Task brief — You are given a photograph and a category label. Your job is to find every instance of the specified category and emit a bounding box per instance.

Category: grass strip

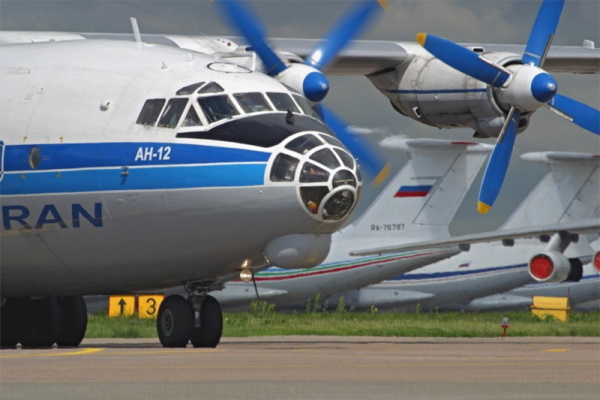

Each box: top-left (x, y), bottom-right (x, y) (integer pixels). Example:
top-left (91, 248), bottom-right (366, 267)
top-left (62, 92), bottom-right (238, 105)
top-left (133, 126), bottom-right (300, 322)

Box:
top-left (85, 302), bottom-right (600, 339)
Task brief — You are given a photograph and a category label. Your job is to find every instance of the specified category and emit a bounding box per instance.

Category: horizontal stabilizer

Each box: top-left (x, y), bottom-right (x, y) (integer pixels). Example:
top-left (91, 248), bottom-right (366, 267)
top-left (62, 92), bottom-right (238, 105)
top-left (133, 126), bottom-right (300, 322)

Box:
top-left (379, 137), bottom-right (492, 153)
top-left (350, 219), bottom-right (600, 256)
top-left (521, 152), bottom-right (600, 164)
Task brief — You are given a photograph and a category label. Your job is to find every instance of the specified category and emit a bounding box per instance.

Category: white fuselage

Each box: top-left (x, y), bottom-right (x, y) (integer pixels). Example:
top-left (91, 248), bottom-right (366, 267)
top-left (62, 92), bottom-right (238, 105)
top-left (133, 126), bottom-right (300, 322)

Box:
top-left (0, 40), bottom-right (361, 296)
top-left (330, 239), bottom-right (595, 312)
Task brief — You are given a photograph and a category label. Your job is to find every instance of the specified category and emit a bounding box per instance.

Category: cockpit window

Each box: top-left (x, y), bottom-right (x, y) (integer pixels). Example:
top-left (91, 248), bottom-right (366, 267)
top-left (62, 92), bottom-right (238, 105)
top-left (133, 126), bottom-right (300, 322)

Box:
top-left (332, 170), bottom-right (357, 188)
top-left (300, 162), bottom-right (330, 183)
top-left (334, 148), bottom-right (355, 170)
top-left (319, 134), bottom-right (344, 148)
top-left (198, 95), bottom-right (239, 123)
top-left (182, 106), bottom-right (202, 127)
top-left (158, 98), bottom-right (188, 128)
top-left (310, 148), bottom-right (340, 169)
top-left (198, 82), bottom-right (224, 94)
top-left (136, 99), bottom-right (165, 126)
top-left (267, 92), bottom-right (300, 113)
top-left (234, 93), bottom-right (273, 114)
top-left (293, 95), bottom-right (318, 118)
top-left (270, 153), bottom-right (300, 182)
top-left (285, 134), bottom-right (323, 155)
top-left (176, 82), bottom-right (205, 96)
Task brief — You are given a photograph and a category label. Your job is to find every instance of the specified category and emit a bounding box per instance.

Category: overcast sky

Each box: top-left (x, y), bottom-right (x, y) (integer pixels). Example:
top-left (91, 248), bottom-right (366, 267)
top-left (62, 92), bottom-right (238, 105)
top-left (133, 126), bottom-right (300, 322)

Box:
top-left (1, 0), bottom-right (598, 234)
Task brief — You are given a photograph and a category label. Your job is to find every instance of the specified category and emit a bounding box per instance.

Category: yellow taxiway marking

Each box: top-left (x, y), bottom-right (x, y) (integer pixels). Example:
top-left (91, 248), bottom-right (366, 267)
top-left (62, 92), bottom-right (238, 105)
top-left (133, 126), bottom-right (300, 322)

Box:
top-left (0, 348), bottom-right (103, 358)
top-left (542, 348), bottom-right (569, 353)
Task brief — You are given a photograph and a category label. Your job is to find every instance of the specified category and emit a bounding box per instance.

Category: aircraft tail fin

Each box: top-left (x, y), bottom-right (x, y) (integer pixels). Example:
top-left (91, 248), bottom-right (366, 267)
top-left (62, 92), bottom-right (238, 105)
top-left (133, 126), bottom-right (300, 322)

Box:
top-left (343, 138), bottom-right (491, 244)
top-left (501, 152), bottom-right (600, 230)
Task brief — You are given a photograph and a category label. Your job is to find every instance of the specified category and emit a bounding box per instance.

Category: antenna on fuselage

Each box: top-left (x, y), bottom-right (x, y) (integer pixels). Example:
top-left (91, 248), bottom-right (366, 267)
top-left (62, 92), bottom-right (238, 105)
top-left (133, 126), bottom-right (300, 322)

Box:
top-left (130, 17), bottom-right (142, 44)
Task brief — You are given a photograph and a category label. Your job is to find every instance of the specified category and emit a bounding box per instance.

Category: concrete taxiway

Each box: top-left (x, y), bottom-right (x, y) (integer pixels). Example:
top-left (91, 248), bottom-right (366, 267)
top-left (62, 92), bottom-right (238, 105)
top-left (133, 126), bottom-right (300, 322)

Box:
top-left (1, 336), bottom-right (599, 400)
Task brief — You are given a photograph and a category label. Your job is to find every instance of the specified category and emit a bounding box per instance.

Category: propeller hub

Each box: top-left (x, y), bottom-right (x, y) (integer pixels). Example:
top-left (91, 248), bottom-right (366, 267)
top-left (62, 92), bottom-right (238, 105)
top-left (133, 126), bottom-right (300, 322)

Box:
top-left (531, 72), bottom-right (557, 103)
top-left (303, 72), bottom-right (330, 103)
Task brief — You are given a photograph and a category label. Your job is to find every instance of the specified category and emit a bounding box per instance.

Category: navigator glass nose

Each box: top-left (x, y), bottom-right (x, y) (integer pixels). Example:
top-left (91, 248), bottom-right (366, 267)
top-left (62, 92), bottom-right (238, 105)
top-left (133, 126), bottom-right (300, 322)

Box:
top-left (270, 132), bottom-right (361, 222)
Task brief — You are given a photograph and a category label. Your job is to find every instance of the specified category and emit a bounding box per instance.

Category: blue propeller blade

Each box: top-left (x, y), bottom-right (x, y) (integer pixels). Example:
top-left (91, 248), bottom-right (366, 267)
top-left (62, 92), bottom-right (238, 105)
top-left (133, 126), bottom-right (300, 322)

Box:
top-left (477, 110), bottom-right (520, 214)
top-left (522, 0), bottom-right (564, 66)
top-left (219, 0), bottom-right (390, 184)
top-left (219, 0), bottom-right (287, 76)
top-left (550, 93), bottom-right (600, 135)
top-left (305, 0), bottom-right (386, 71)
top-left (417, 33), bottom-right (510, 88)
top-left (314, 104), bottom-right (390, 185)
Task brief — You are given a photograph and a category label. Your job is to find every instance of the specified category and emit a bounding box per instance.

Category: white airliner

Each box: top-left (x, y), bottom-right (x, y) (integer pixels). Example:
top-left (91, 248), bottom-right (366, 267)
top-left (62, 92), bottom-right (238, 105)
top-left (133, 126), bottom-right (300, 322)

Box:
top-left (5, 0), bottom-right (600, 213)
top-left (1, 0), bottom-right (598, 348)
top-left (460, 239), bottom-right (599, 312)
top-left (0, 1), bottom-right (394, 349)
top-left (327, 151), bottom-right (599, 311)
top-left (151, 138), bottom-right (491, 310)
top-left (5, 0), bottom-right (597, 215)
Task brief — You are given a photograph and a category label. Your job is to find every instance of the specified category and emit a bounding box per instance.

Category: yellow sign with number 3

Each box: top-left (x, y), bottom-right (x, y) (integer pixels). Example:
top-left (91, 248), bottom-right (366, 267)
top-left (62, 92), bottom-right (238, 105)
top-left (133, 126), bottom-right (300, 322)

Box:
top-left (138, 294), bottom-right (165, 319)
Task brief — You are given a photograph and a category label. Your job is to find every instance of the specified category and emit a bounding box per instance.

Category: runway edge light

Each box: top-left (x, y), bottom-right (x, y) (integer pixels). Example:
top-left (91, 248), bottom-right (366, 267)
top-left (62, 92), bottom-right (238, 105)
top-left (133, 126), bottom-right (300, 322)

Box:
top-left (501, 317), bottom-right (509, 337)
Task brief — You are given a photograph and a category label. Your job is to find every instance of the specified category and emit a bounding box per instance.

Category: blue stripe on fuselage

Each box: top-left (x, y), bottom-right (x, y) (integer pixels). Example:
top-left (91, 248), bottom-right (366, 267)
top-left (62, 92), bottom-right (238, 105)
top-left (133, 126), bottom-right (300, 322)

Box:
top-left (2, 142), bottom-right (270, 171)
top-left (1, 164), bottom-right (267, 195)
top-left (1, 142), bottom-right (271, 195)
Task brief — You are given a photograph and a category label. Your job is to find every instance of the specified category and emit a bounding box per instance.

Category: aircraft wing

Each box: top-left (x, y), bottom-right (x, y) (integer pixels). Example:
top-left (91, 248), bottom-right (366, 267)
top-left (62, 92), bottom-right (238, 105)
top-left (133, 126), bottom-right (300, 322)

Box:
top-left (270, 39), bottom-right (600, 75)
top-left (269, 38), bottom-right (411, 75)
top-left (349, 219), bottom-right (600, 257)
top-left (1, 31), bottom-right (598, 75)
top-left (454, 43), bottom-right (600, 74)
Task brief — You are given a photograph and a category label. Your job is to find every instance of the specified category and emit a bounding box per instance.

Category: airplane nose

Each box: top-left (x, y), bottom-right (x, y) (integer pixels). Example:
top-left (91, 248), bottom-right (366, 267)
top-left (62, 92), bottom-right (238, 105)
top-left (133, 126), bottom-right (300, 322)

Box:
top-left (269, 132), bottom-right (361, 222)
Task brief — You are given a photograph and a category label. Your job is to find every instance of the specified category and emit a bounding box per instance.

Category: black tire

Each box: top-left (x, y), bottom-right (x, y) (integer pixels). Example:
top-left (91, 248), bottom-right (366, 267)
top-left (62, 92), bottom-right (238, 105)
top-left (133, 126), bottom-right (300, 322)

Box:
top-left (56, 296), bottom-right (88, 347)
top-left (20, 296), bottom-right (61, 348)
top-left (157, 295), bottom-right (192, 348)
top-left (190, 295), bottom-right (223, 348)
top-left (1, 298), bottom-right (25, 348)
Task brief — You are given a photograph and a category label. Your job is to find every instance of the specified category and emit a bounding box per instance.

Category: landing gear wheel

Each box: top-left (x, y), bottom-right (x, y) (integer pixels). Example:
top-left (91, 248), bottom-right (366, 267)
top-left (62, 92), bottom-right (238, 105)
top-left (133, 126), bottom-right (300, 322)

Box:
top-left (191, 295), bottom-right (223, 348)
top-left (157, 295), bottom-right (192, 347)
top-left (56, 296), bottom-right (88, 347)
top-left (0, 298), bottom-right (25, 348)
top-left (20, 296), bottom-right (61, 348)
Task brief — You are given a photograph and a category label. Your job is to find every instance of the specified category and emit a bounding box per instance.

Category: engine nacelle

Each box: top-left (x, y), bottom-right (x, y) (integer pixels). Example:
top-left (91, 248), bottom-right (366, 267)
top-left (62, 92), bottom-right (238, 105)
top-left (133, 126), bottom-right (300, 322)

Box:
top-left (528, 251), bottom-right (583, 283)
top-left (593, 251), bottom-right (600, 274)
top-left (369, 51), bottom-right (530, 138)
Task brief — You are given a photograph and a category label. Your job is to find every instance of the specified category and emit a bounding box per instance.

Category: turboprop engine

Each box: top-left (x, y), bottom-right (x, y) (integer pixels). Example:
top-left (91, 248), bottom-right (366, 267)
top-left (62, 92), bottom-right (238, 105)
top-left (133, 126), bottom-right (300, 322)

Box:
top-left (370, 51), bottom-right (531, 138)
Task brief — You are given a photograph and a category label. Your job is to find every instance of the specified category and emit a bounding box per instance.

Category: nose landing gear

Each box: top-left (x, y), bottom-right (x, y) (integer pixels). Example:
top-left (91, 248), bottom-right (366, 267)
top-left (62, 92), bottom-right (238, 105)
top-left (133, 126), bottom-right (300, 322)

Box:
top-left (157, 282), bottom-right (223, 348)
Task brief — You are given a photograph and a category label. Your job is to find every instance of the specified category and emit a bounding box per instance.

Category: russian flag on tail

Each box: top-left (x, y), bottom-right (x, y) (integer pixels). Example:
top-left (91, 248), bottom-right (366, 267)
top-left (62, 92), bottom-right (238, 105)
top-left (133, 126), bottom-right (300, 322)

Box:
top-left (394, 185), bottom-right (433, 197)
